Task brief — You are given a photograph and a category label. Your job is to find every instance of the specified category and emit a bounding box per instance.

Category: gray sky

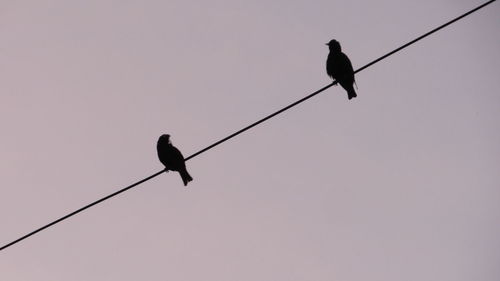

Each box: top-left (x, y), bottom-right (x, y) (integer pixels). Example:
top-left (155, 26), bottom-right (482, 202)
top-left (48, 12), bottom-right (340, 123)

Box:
top-left (1, 0), bottom-right (499, 280)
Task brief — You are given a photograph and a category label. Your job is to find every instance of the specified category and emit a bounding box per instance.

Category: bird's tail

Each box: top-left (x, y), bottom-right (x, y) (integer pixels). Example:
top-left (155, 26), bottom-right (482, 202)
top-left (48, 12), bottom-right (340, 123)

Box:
top-left (179, 169), bottom-right (193, 186)
top-left (339, 81), bottom-right (357, 100)
top-left (346, 85), bottom-right (357, 100)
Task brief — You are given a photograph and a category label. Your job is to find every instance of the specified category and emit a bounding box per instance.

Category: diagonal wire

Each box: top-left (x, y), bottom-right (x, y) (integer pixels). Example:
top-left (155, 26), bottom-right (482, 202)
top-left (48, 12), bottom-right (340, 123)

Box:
top-left (0, 0), bottom-right (495, 252)
top-left (185, 0), bottom-right (496, 160)
top-left (0, 170), bottom-right (166, 252)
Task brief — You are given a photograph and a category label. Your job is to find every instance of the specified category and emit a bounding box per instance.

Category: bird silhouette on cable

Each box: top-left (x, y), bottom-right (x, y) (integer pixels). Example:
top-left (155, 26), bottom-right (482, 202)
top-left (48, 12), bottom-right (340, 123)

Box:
top-left (157, 134), bottom-right (193, 186)
top-left (326, 39), bottom-right (357, 100)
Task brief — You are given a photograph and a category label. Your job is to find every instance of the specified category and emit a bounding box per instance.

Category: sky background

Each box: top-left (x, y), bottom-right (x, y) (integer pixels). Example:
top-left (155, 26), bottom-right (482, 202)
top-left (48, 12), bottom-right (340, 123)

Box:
top-left (1, 0), bottom-right (499, 280)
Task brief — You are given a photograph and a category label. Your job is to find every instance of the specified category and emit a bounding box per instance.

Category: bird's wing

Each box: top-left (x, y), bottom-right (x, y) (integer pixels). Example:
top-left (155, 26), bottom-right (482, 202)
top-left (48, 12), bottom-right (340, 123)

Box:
top-left (171, 145), bottom-right (186, 163)
top-left (338, 53), bottom-right (355, 83)
top-left (340, 53), bottom-right (354, 74)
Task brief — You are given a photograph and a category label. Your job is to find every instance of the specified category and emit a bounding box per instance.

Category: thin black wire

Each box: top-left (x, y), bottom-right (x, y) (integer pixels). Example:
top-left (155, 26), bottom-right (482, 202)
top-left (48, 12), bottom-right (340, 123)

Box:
top-left (0, 170), bottom-right (166, 251)
top-left (0, 0), bottom-right (495, 253)
top-left (184, 0), bottom-right (497, 161)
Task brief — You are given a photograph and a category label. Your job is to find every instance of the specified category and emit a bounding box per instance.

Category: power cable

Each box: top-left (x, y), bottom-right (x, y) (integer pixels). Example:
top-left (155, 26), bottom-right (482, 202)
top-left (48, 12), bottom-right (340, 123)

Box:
top-left (0, 0), bottom-right (495, 252)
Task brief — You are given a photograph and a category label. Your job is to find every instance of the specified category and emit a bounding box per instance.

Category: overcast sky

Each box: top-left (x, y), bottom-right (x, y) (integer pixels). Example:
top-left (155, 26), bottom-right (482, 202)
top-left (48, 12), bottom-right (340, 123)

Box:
top-left (1, 0), bottom-right (499, 280)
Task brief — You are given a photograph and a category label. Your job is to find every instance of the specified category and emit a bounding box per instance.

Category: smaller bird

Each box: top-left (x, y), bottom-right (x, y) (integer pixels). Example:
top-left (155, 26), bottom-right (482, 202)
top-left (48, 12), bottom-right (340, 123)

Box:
top-left (157, 134), bottom-right (193, 186)
top-left (326, 39), bottom-right (357, 100)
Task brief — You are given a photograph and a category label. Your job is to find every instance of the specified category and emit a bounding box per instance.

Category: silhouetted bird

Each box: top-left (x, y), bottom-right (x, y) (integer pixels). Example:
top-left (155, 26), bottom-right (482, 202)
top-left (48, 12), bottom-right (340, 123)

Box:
top-left (326, 39), bottom-right (357, 100)
top-left (157, 134), bottom-right (193, 186)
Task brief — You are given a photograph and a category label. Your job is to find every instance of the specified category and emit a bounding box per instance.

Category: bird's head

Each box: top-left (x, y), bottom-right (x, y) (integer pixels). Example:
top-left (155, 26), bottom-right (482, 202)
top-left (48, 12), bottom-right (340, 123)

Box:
top-left (159, 134), bottom-right (171, 145)
top-left (326, 39), bottom-right (341, 53)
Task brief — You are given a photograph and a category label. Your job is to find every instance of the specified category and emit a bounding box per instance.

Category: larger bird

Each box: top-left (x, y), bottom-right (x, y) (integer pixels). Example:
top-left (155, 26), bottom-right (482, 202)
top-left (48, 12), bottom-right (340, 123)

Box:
top-left (157, 134), bottom-right (193, 186)
top-left (326, 39), bottom-right (357, 100)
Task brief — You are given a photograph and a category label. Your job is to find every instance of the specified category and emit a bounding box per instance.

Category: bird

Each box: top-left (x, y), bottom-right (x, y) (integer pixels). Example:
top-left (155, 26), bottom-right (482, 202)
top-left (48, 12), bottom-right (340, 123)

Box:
top-left (157, 134), bottom-right (193, 186)
top-left (326, 39), bottom-right (357, 100)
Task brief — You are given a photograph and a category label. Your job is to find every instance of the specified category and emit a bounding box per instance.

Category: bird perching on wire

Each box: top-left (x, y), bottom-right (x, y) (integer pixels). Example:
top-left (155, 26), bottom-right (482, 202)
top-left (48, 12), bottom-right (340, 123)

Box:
top-left (326, 39), bottom-right (357, 100)
top-left (157, 134), bottom-right (193, 186)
